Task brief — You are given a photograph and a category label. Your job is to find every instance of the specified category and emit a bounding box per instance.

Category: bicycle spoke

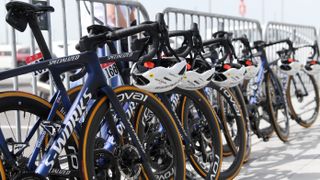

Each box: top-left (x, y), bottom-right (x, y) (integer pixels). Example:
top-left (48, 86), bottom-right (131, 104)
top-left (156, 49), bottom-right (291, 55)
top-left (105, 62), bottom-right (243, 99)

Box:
top-left (3, 111), bottom-right (17, 141)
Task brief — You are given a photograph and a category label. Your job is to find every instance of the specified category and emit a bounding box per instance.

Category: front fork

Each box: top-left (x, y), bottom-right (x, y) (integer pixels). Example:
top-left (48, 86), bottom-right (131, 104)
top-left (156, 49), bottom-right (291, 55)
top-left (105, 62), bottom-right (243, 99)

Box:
top-left (268, 70), bottom-right (290, 125)
top-left (100, 85), bottom-right (156, 179)
top-left (157, 93), bottom-right (195, 154)
top-left (291, 73), bottom-right (309, 98)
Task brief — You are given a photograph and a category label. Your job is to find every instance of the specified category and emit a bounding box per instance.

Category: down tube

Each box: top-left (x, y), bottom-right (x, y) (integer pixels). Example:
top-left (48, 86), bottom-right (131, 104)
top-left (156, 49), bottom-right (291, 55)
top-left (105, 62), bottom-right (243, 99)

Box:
top-left (35, 81), bottom-right (93, 176)
top-left (249, 60), bottom-right (265, 104)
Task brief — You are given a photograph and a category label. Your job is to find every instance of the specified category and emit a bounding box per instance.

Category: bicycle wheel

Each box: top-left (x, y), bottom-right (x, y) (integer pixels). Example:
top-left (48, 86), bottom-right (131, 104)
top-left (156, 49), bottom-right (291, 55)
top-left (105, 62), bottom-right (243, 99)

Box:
top-left (230, 86), bottom-right (252, 163)
top-left (80, 86), bottom-right (185, 180)
top-left (212, 87), bottom-right (249, 159)
top-left (0, 160), bottom-right (5, 180)
top-left (219, 87), bottom-right (251, 161)
top-left (0, 91), bottom-right (79, 180)
top-left (242, 79), bottom-right (274, 140)
top-left (286, 71), bottom-right (319, 127)
top-left (266, 72), bottom-right (290, 142)
top-left (203, 82), bottom-right (247, 180)
top-left (166, 88), bottom-right (222, 179)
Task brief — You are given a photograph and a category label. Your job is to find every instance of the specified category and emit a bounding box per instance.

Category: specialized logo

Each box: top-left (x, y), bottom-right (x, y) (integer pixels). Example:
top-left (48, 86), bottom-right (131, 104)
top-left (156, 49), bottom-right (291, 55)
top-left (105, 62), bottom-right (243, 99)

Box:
top-left (49, 54), bottom-right (80, 66)
top-left (104, 52), bottom-right (134, 60)
top-left (44, 88), bottom-right (92, 167)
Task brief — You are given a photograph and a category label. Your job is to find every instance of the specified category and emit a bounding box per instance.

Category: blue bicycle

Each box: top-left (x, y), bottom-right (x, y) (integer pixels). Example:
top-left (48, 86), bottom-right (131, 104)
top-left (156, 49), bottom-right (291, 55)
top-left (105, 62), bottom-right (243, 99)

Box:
top-left (64, 21), bottom-right (224, 179)
top-left (242, 40), bottom-right (291, 142)
top-left (0, 1), bottom-right (186, 179)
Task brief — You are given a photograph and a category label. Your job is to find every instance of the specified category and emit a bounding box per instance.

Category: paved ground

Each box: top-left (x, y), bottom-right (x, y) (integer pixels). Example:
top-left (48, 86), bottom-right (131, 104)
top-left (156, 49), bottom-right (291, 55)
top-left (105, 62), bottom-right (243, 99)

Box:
top-left (1, 84), bottom-right (320, 179)
top-left (238, 116), bottom-right (320, 180)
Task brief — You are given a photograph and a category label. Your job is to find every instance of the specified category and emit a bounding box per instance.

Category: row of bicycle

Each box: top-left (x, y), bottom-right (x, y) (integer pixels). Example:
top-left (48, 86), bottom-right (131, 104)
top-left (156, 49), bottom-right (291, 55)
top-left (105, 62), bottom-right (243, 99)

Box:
top-left (0, 1), bottom-right (319, 180)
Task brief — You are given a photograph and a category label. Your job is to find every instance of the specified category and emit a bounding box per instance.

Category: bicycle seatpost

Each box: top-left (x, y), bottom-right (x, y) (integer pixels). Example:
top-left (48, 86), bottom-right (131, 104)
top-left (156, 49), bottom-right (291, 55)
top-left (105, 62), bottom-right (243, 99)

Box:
top-left (27, 14), bottom-right (52, 60)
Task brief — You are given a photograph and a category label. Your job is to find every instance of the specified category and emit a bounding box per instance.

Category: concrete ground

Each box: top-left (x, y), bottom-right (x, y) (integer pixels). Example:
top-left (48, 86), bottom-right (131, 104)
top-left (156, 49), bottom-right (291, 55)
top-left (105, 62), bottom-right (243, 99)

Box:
top-left (0, 84), bottom-right (319, 179)
top-left (238, 116), bottom-right (320, 180)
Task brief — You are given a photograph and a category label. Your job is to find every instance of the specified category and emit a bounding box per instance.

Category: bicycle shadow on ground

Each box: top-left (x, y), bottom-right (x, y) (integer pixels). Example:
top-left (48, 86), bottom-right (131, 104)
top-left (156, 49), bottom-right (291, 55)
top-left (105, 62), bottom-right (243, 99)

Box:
top-left (238, 123), bottom-right (320, 180)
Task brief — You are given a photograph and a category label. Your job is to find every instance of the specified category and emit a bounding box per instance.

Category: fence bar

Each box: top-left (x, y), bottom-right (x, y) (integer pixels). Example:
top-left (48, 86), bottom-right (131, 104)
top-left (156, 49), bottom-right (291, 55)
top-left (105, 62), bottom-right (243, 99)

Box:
top-left (163, 7), bottom-right (263, 42)
top-left (265, 21), bottom-right (319, 84)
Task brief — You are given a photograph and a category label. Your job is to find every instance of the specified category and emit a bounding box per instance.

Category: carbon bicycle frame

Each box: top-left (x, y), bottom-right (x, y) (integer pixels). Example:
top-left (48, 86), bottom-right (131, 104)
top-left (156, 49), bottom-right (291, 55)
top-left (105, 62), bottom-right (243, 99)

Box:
top-left (248, 50), bottom-right (273, 105)
top-left (248, 49), bottom-right (287, 131)
top-left (0, 50), bottom-right (154, 177)
top-left (96, 59), bottom-right (196, 155)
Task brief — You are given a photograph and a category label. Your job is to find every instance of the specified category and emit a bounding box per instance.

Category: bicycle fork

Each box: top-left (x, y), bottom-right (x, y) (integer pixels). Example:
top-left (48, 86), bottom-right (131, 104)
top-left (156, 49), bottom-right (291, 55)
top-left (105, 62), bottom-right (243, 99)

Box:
top-left (157, 93), bottom-right (195, 154)
top-left (100, 85), bottom-right (157, 179)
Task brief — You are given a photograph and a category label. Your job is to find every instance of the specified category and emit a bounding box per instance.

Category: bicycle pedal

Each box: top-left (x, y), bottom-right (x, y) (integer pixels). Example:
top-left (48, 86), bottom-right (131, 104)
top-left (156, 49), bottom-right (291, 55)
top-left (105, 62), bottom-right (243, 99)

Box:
top-left (40, 121), bottom-right (62, 137)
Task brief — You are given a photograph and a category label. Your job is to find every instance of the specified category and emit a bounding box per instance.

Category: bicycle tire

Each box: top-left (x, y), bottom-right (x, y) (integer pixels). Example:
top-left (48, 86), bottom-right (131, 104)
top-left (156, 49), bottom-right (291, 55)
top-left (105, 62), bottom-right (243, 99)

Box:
top-left (203, 82), bottom-right (247, 180)
top-left (242, 79), bottom-right (274, 139)
top-left (0, 91), bottom-right (79, 180)
top-left (286, 72), bottom-right (319, 127)
top-left (266, 72), bottom-right (290, 142)
top-left (230, 86), bottom-right (252, 163)
top-left (79, 86), bottom-right (185, 180)
top-left (173, 88), bottom-right (222, 179)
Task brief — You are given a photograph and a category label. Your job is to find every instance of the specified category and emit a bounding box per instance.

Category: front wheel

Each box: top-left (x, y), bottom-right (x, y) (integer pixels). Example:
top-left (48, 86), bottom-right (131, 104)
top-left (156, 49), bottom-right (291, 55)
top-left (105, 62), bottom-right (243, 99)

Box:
top-left (80, 86), bottom-right (185, 180)
top-left (266, 72), bottom-right (290, 142)
top-left (230, 86), bottom-right (252, 163)
top-left (286, 72), bottom-right (319, 127)
top-left (203, 83), bottom-right (247, 180)
top-left (0, 91), bottom-right (79, 180)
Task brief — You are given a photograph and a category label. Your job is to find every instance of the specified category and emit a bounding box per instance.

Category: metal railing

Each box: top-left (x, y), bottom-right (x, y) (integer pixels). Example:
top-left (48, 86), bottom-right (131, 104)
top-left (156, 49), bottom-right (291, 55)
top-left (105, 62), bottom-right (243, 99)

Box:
top-left (265, 21), bottom-right (317, 63)
top-left (163, 7), bottom-right (263, 43)
top-left (264, 21), bottom-right (319, 84)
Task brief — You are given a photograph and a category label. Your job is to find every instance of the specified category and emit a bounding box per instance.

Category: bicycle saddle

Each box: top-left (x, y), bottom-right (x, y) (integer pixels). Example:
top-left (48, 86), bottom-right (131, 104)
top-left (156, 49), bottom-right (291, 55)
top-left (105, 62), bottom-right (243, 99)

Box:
top-left (6, 1), bottom-right (54, 32)
top-left (6, 1), bottom-right (54, 14)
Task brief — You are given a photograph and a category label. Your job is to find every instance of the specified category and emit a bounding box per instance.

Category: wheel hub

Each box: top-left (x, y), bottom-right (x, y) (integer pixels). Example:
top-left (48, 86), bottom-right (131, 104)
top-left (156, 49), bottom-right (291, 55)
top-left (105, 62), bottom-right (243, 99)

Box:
top-left (145, 132), bottom-right (172, 172)
top-left (118, 144), bottom-right (141, 179)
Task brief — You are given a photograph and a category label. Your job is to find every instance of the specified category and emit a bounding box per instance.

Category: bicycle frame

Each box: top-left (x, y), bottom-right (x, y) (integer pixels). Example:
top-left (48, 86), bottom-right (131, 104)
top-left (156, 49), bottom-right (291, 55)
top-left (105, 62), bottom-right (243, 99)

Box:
top-left (248, 49), bottom-right (282, 106)
top-left (249, 56), bottom-right (266, 105)
top-left (0, 51), bottom-right (154, 177)
top-left (93, 59), bottom-right (195, 154)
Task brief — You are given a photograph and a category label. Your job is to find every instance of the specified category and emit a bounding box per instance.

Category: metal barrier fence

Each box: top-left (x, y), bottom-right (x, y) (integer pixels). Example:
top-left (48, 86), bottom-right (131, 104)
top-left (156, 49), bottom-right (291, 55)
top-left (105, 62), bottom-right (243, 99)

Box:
top-left (1, 1), bottom-right (318, 142)
top-left (163, 7), bottom-right (263, 43)
top-left (264, 21), bottom-right (319, 84)
top-left (1, 0), bottom-right (149, 141)
top-left (265, 21), bottom-right (318, 63)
